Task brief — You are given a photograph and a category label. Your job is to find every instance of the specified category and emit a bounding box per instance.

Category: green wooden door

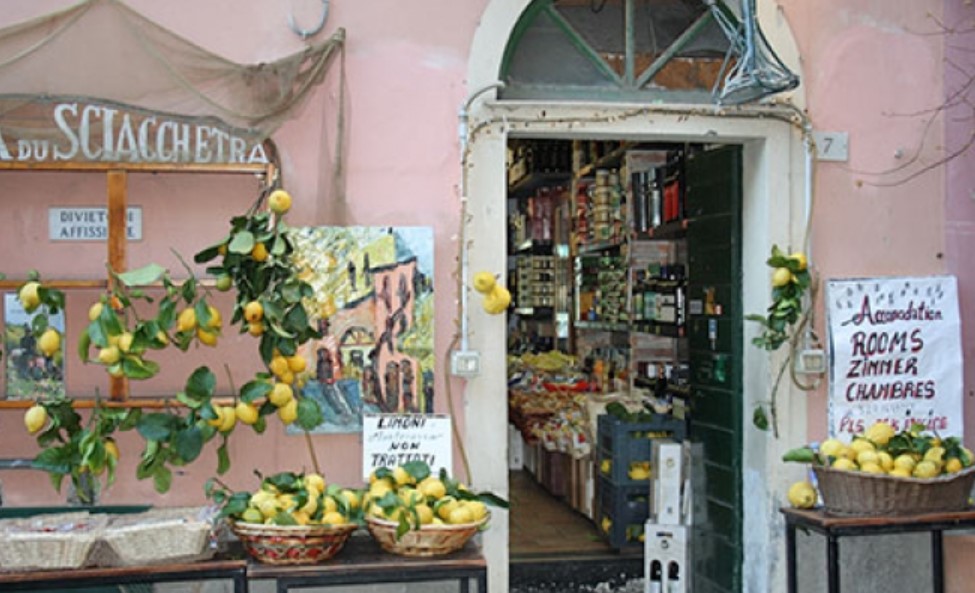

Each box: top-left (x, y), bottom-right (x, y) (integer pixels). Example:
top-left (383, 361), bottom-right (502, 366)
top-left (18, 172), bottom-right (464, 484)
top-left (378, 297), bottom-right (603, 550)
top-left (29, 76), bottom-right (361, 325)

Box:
top-left (685, 144), bottom-right (743, 593)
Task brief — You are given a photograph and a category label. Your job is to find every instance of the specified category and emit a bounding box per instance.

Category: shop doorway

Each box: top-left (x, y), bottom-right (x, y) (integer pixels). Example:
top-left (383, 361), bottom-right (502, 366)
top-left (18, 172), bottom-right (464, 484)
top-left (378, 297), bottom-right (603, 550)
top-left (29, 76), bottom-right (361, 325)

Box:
top-left (504, 136), bottom-right (744, 592)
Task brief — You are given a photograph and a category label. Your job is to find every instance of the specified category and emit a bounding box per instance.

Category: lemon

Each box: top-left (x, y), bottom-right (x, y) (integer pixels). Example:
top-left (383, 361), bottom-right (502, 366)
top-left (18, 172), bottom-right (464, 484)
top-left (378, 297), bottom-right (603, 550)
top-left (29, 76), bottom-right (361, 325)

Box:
top-left (104, 438), bottom-right (120, 461)
top-left (789, 252), bottom-right (808, 271)
top-left (850, 438), bottom-right (875, 455)
top-left (218, 406), bottom-right (237, 433)
top-left (176, 308), bottom-right (197, 332)
top-left (415, 503), bottom-right (434, 525)
top-left (240, 508), bottom-right (264, 523)
top-left (277, 398), bottom-right (298, 424)
top-left (322, 496), bottom-right (338, 514)
top-left (860, 462), bottom-right (885, 474)
top-left (88, 301), bottom-right (104, 322)
top-left (268, 189), bottom-right (293, 214)
top-left (269, 383), bottom-right (294, 407)
top-left (18, 282), bottom-right (41, 312)
top-left (482, 285), bottom-right (511, 315)
top-left (913, 460), bottom-right (939, 479)
top-left (207, 406), bottom-right (226, 428)
top-left (98, 345), bottom-right (121, 365)
top-left (215, 274), bottom-right (233, 292)
top-left (235, 401), bottom-right (259, 425)
top-left (448, 505), bottom-right (474, 525)
top-left (206, 306), bottom-right (222, 329)
top-left (893, 454), bottom-right (917, 473)
top-left (251, 243), bottom-right (269, 262)
top-left (924, 446), bottom-right (946, 466)
top-left (321, 511), bottom-right (346, 526)
top-left (257, 497), bottom-right (280, 519)
top-left (946, 458), bottom-right (964, 474)
top-left (291, 510), bottom-right (311, 526)
top-left (115, 332), bottom-right (133, 353)
top-left (300, 493), bottom-right (319, 516)
top-left (399, 487), bottom-right (423, 506)
top-left (369, 479), bottom-right (393, 498)
top-left (38, 329), bottom-right (60, 357)
top-left (340, 489), bottom-right (360, 510)
top-left (819, 438), bottom-right (845, 458)
top-left (418, 477), bottom-right (447, 500)
top-left (435, 496), bottom-right (458, 521)
top-left (472, 271), bottom-right (497, 294)
top-left (392, 466), bottom-right (415, 486)
top-left (786, 481), bottom-right (817, 509)
top-left (856, 450), bottom-right (879, 467)
top-left (287, 355), bottom-right (307, 374)
top-left (244, 301), bottom-right (264, 323)
top-left (961, 447), bottom-right (974, 468)
top-left (832, 458), bottom-right (857, 471)
top-left (197, 328), bottom-right (218, 347)
top-left (304, 473), bottom-right (326, 492)
top-left (864, 421), bottom-right (896, 446)
top-left (247, 322), bottom-right (264, 337)
top-left (24, 404), bottom-right (48, 434)
top-left (601, 517), bottom-right (612, 533)
top-left (771, 267), bottom-right (793, 287)
top-left (600, 459), bottom-right (612, 474)
top-left (877, 451), bottom-right (894, 472)
top-left (889, 467), bottom-right (912, 478)
top-left (269, 356), bottom-right (290, 378)
top-left (466, 500), bottom-right (488, 521)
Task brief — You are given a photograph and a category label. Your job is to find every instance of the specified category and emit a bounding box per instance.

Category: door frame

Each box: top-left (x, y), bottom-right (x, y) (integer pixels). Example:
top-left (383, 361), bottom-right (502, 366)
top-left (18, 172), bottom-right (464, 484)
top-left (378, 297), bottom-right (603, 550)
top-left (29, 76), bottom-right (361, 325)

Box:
top-left (465, 3), bottom-right (809, 593)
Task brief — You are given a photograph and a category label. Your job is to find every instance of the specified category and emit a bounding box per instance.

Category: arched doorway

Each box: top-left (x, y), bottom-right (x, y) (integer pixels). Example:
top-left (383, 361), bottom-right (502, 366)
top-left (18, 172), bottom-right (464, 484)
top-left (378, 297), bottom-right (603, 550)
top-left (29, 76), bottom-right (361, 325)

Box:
top-left (464, 2), bottom-right (808, 592)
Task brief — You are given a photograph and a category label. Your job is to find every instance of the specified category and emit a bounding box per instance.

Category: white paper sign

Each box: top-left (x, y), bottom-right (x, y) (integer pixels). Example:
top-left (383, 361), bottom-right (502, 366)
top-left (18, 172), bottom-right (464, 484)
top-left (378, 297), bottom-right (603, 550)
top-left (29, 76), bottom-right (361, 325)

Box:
top-left (362, 414), bottom-right (452, 480)
top-left (827, 276), bottom-right (963, 439)
top-left (49, 207), bottom-right (142, 241)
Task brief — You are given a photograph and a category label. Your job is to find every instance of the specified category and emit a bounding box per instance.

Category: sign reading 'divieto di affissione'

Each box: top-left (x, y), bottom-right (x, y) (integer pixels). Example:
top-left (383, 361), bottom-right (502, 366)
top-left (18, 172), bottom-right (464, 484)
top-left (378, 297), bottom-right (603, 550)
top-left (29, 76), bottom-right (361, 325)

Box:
top-left (0, 98), bottom-right (268, 165)
top-left (827, 276), bottom-right (963, 439)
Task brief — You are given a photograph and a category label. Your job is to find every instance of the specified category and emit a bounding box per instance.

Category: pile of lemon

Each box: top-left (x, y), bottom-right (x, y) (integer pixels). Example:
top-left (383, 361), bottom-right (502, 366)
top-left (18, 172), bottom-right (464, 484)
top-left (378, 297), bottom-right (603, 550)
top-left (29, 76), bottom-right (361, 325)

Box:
top-left (222, 471), bottom-right (363, 528)
top-left (363, 462), bottom-right (492, 530)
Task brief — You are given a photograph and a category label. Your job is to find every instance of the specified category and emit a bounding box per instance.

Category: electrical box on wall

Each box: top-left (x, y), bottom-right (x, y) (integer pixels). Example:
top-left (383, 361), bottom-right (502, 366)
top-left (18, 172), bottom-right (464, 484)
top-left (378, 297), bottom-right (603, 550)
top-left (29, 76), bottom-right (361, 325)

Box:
top-left (450, 350), bottom-right (481, 377)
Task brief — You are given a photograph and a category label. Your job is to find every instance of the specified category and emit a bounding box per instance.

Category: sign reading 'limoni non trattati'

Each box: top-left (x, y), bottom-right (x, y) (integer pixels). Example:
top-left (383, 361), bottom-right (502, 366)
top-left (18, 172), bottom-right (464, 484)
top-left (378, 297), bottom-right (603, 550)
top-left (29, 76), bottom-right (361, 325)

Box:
top-left (826, 275), bottom-right (963, 439)
top-left (361, 414), bottom-right (452, 480)
top-left (0, 96), bottom-right (268, 165)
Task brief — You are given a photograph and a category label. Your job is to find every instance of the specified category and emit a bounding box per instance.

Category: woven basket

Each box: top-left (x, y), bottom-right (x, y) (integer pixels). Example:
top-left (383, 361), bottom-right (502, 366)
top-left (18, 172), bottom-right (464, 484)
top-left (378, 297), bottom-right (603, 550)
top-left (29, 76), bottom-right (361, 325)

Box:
top-left (366, 514), bottom-right (488, 557)
top-left (229, 520), bottom-right (357, 565)
top-left (0, 513), bottom-right (106, 570)
top-left (813, 465), bottom-right (975, 516)
top-left (100, 508), bottom-right (213, 566)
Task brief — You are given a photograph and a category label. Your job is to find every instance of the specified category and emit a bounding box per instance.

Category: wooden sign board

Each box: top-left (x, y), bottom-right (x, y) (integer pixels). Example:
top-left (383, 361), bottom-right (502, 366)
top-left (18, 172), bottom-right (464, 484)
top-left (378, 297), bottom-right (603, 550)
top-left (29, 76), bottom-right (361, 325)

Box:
top-left (0, 96), bottom-right (268, 166)
top-left (362, 414), bottom-right (452, 480)
top-left (827, 276), bottom-right (963, 439)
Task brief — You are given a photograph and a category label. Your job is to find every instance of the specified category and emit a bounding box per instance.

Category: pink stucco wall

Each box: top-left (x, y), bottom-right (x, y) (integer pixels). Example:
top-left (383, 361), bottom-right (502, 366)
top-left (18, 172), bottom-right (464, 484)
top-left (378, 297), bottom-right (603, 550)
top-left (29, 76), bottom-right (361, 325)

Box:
top-left (0, 0), bottom-right (487, 506)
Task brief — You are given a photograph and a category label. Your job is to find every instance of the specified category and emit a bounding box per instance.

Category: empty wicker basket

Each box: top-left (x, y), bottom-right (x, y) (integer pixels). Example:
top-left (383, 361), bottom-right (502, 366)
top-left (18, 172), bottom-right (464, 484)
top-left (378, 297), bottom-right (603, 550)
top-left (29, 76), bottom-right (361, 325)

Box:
top-left (813, 465), bottom-right (975, 516)
top-left (366, 514), bottom-right (488, 557)
top-left (229, 521), bottom-right (357, 565)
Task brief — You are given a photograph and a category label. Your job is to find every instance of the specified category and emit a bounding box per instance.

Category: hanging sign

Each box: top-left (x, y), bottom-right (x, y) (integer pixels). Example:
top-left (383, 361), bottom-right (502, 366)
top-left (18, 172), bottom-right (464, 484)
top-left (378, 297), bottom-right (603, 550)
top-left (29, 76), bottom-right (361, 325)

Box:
top-left (0, 96), bottom-right (268, 165)
top-left (362, 414), bottom-right (452, 480)
top-left (49, 207), bottom-right (142, 241)
top-left (826, 276), bottom-right (963, 439)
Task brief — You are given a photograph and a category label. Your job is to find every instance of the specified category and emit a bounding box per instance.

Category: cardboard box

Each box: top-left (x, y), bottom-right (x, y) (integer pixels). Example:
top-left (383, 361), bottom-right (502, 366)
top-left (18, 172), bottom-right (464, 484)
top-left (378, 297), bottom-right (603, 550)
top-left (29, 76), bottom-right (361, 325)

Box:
top-left (651, 440), bottom-right (683, 524)
top-left (644, 523), bottom-right (689, 593)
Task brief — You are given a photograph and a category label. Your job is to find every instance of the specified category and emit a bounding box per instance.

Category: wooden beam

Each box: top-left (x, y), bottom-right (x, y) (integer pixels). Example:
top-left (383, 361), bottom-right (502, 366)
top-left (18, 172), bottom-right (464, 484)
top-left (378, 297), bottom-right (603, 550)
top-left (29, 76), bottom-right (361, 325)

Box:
top-left (0, 161), bottom-right (269, 175)
top-left (107, 170), bottom-right (128, 401)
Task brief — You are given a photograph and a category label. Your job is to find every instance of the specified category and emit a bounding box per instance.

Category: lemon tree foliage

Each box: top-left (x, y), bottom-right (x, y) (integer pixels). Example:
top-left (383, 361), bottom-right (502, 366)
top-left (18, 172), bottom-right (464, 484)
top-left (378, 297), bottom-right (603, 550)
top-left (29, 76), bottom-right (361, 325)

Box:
top-left (21, 187), bottom-right (327, 499)
top-left (745, 245), bottom-right (811, 351)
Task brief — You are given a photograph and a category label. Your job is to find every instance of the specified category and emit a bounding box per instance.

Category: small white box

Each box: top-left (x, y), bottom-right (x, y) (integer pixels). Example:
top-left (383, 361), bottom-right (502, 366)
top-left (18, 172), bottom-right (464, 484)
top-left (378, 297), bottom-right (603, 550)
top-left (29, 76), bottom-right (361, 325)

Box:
top-left (508, 424), bottom-right (525, 470)
top-left (652, 440), bottom-right (683, 524)
top-left (644, 523), bottom-right (689, 593)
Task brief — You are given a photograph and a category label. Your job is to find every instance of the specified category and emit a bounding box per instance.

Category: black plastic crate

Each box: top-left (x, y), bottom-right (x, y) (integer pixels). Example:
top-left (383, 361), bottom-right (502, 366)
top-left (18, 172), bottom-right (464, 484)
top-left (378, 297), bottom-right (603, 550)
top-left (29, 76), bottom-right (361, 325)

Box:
top-left (596, 414), bottom-right (685, 485)
top-left (595, 475), bottom-right (650, 548)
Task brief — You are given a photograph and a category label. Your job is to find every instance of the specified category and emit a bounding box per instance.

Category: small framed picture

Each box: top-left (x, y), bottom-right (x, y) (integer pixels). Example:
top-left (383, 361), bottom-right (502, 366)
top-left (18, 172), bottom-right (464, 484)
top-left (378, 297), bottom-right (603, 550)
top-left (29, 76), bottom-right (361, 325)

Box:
top-left (4, 293), bottom-right (65, 400)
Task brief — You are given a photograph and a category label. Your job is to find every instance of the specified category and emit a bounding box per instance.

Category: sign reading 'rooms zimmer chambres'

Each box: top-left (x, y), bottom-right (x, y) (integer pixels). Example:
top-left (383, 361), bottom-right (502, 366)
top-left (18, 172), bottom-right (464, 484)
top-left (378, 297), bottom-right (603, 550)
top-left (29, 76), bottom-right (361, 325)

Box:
top-left (826, 276), bottom-right (964, 439)
top-left (0, 97), bottom-right (269, 165)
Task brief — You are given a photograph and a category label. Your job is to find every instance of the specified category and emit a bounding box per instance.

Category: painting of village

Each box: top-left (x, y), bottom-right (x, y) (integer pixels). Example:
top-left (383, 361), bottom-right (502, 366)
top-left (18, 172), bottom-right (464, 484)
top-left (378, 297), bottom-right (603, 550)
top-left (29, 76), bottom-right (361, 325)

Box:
top-left (287, 226), bottom-right (435, 434)
top-left (4, 293), bottom-right (65, 400)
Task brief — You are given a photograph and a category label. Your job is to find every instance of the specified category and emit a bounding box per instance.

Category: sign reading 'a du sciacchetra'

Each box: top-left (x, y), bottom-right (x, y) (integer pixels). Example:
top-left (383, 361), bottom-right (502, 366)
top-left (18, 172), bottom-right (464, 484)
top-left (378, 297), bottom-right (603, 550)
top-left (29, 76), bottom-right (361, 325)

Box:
top-left (827, 276), bottom-right (963, 439)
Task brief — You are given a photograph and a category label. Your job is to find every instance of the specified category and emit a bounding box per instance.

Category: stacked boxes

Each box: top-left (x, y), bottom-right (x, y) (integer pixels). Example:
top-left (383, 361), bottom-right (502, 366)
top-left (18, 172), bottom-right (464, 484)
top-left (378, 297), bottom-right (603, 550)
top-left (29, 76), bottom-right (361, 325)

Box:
top-left (594, 414), bottom-right (685, 549)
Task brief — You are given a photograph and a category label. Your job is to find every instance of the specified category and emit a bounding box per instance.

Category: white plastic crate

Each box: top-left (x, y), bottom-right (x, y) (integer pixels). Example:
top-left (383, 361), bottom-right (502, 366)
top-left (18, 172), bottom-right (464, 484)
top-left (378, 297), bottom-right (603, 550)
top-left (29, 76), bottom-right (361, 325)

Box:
top-left (644, 523), bottom-right (688, 593)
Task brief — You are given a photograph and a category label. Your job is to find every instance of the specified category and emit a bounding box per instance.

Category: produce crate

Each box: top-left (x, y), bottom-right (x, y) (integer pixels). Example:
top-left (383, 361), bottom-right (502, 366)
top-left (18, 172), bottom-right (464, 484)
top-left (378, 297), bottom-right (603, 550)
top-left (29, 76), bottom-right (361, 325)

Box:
top-left (595, 475), bottom-right (650, 549)
top-left (596, 414), bottom-right (685, 486)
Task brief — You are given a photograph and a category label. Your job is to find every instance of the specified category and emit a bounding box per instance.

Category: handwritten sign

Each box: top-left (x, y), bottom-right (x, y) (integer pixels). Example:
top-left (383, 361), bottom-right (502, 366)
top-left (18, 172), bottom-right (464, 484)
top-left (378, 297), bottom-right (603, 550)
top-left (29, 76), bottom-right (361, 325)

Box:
top-left (362, 414), bottom-right (452, 480)
top-left (0, 97), bottom-right (268, 165)
top-left (827, 276), bottom-right (963, 438)
top-left (49, 207), bottom-right (142, 241)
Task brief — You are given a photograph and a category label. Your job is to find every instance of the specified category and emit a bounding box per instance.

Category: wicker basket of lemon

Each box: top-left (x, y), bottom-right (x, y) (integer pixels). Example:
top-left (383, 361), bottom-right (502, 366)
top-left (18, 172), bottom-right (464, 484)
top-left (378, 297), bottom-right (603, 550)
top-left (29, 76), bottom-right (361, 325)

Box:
top-left (363, 462), bottom-right (505, 557)
top-left (784, 422), bottom-right (975, 516)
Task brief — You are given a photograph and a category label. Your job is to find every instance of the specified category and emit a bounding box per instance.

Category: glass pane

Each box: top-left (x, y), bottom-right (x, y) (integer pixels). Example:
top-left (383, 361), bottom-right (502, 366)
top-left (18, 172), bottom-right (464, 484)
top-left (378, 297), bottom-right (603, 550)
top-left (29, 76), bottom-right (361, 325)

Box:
top-left (633, 0), bottom-right (708, 72)
top-left (553, 0), bottom-right (625, 77)
top-left (505, 10), bottom-right (617, 88)
top-left (639, 5), bottom-right (732, 92)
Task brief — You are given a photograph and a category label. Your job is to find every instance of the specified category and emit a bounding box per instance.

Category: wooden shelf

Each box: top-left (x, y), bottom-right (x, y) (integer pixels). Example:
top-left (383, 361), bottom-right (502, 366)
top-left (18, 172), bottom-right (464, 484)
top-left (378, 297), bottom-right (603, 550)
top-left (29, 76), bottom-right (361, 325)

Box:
top-left (507, 171), bottom-right (571, 199)
top-left (633, 218), bottom-right (690, 241)
top-left (575, 320), bottom-right (629, 332)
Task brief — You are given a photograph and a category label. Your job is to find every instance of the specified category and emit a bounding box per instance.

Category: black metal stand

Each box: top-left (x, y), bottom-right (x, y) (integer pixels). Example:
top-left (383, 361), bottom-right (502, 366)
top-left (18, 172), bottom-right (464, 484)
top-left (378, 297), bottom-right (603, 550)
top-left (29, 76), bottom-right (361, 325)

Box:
top-left (0, 558), bottom-right (248, 592)
top-left (781, 507), bottom-right (975, 593)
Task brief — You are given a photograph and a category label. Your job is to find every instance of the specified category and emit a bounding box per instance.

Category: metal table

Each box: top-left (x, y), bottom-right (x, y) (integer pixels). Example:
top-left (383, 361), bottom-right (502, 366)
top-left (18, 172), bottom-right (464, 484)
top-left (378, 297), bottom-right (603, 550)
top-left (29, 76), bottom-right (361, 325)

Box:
top-left (781, 506), bottom-right (975, 593)
top-left (247, 533), bottom-right (488, 593)
top-left (0, 557), bottom-right (248, 592)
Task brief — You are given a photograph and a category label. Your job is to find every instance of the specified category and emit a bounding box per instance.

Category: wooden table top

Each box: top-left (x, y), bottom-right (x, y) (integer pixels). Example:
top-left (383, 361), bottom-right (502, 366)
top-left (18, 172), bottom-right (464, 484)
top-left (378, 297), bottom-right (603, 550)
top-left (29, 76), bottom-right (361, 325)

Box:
top-left (780, 506), bottom-right (975, 529)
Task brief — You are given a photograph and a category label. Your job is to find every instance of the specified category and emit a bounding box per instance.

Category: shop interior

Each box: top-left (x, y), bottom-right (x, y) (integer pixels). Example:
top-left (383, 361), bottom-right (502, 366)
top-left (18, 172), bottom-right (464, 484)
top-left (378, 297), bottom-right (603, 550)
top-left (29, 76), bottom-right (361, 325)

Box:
top-left (505, 135), bottom-right (743, 581)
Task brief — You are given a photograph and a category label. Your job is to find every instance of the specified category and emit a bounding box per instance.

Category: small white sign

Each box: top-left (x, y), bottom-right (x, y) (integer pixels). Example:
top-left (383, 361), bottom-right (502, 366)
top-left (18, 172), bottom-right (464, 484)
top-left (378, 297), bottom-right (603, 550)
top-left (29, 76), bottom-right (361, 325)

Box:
top-left (812, 131), bottom-right (849, 162)
top-left (49, 207), bottom-right (142, 241)
top-left (362, 414), bottom-right (452, 480)
top-left (827, 276), bottom-right (963, 439)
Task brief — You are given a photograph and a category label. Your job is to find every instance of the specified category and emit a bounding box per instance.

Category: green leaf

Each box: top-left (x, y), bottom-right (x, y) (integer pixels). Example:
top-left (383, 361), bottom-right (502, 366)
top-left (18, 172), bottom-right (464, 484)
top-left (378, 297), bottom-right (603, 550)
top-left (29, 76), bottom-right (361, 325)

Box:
top-left (194, 241), bottom-right (226, 264)
top-left (228, 231), bottom-right (256, 255)
top-left (174, 425), bottom-right (205, 463)
top-left (181, 277), bottom-right (197, 304)
top-left (476, 491), bottom-right (510, 509)
top-left (753, 405), bottom-right (770, 431)
top-left (402, 460), bottom-right (431, 482)
top-left (117, 263), bottom-right (167, 287)
top-left (271, 235), bottom-right (288, 257)
top-left (295, 397), bottom-right (324, 431)
top-left (185, 366), bottom-right (216, 400)
top-left (240, 380), bottom-right (272, 403)
top-left (119, 408), bottom-right (142, 431)
top-left (157, 298), bottom-right (176, 330)
top-left (33, 447), bottom-right (70, 475)
top-left (153, 465), bottom-right (173, 493)
top-left (122, 356), bottom-right (160, 380)
top-left (77, 328), bottom-right (92, 362)
top-left (217, 440), bottom-right (231, 475)
top-left (137, 413), bottom-right (179, 441)
top-left (30, 315), bottom-right (49, 335)
top-left (272, 511), bottom-right (298, 526)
